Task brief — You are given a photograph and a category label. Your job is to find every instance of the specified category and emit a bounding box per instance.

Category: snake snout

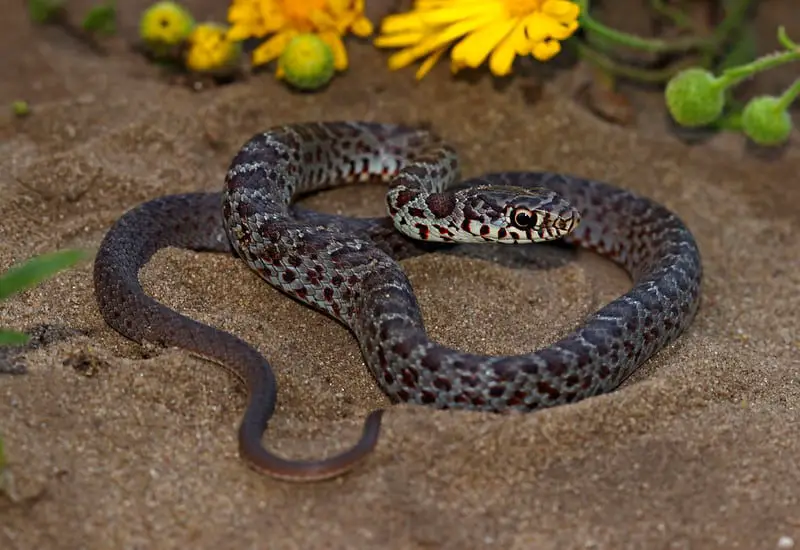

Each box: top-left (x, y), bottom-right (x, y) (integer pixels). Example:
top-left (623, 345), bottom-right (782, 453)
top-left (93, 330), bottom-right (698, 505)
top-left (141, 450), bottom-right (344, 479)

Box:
top-left (553, 206), bottom-right (581, 235)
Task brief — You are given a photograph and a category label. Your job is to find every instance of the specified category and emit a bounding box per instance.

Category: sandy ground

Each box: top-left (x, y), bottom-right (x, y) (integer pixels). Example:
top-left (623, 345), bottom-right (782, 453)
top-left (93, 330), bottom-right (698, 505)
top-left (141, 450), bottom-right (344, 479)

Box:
top-left (1, 1), bottom-right (800, 549)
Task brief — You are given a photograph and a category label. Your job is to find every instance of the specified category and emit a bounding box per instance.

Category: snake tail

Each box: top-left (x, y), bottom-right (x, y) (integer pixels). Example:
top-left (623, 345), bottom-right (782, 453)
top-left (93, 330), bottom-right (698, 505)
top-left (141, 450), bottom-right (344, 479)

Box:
top-left (93, 192), bottom-right (384, 481)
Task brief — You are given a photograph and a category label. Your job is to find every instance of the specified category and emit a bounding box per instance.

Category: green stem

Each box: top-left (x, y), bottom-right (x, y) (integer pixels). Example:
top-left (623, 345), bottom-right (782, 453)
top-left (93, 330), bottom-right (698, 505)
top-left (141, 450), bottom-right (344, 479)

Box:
top-left (774, 78), bottom-right (800, 112)
top-left (574, 0), bottom-right (753, 54)
top-left (649, 0), bottom-right (694, 30)
top-left (571, 40), bottom-right (700, 83)
top-left (575, 0), bottom-right (699, 53)
top-left (704, 0), bottom-right (753, 51)
top-left (778, 26), bottom-right (799, 51)
top-left (717, 48), bottom-right (800, 88)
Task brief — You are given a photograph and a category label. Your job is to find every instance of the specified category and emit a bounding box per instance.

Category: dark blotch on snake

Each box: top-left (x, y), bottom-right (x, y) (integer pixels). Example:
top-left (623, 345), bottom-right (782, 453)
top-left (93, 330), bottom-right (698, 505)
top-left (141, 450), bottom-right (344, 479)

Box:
top-left (425, 193), bottom-right (457, 218)
top-left (395, 191), bottom-right (414, 208)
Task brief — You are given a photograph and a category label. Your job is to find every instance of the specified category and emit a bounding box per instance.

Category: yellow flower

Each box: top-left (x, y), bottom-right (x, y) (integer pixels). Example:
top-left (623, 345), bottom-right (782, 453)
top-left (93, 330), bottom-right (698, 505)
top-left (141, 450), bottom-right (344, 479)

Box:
top-left (185, 23), bottom-right (242, 73)
top-left (226, 0), bottom-right (374, 73)
top-left (374, 0), bottom-right (581, 80)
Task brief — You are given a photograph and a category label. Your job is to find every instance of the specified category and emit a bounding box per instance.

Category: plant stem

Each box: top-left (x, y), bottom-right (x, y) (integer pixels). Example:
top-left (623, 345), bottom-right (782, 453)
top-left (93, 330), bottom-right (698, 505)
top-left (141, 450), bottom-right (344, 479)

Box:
top-left (571, 40), bottom-right (700, 83)
top-left (575, 0), bottom-right (698, 53)
top-left (718, 48), bottom-right (800, 88)
top-left (574, 0), bottom-right (753, 54)
top-left (774, 78), bottom-right (800, 112)
top-left (649, 0), bottom-right (695, 30)
top-left (778, 26), bottom-right (799, 51)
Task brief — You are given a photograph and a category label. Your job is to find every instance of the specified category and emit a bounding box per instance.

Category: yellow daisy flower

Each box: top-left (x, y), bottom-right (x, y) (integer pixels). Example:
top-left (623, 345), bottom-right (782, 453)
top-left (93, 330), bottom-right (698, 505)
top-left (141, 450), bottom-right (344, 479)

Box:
top-left (374, 0), bottom-right (581, 80)
top-left (226, 0), bottom-right (374, 73)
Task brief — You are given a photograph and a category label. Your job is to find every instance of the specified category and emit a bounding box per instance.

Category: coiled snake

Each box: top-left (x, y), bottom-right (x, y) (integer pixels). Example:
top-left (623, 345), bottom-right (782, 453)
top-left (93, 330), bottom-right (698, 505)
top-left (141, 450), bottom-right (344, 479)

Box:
top-left (93, 121), bottom-right (702, 482)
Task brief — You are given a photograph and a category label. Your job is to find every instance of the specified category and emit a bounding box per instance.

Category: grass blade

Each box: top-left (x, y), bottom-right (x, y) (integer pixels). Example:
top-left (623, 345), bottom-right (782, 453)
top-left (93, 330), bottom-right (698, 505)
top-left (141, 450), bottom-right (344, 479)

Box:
top-left (0, 249), bottom-right (88, 302)
top-left (0, 329), bottom-right (30, 346)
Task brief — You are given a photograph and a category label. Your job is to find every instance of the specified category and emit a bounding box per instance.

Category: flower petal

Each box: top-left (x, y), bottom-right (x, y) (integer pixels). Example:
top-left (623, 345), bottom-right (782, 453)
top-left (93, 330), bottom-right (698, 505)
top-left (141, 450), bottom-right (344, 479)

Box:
top-left (531, 38), bottom-right (562, 60)
top-left (327, 0), bottom-right (349, 16)
top-left (252, 31), bottom-right (294, 65)
top-left (320, 31), bottom-right (349, 70)
top-left (310, 9), bottom-right (337, 31)
top-left (387, 46), bottom-right (425, 70)
top-left (521, 12), bottom-right (571, 42)
top-left (351, 16), bottom-right (374, 36)
top-left (542, 0), bottom-right (581, 22)
top-left (415, 46), bottom-right (447, 80)
top-left (451, 17), bottom-right (517, 68)
top-left (227, 24), bottom-right (255, 41)
top-left (380, 13), bottom-right (427, 34)
top-left (488, 26), bottom-right (519, 76)
top-left (419, 3), bottom-right (500, 26)
top-left (374, 31), bottom-right (428, 48)
top-left (405, 13), bottom-right (501, 61)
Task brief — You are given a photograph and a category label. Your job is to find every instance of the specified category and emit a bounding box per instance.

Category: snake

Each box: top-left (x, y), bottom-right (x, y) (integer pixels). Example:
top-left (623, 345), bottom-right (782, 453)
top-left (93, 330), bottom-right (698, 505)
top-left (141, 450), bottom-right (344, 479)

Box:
top-left (93, 121), bottom-right (703, 482)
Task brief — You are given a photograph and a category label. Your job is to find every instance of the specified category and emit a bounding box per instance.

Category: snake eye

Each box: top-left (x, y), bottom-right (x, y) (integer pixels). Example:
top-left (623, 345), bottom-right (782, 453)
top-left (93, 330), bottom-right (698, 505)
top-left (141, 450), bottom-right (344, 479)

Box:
top-left (511, 208), bottom-right (537, 229)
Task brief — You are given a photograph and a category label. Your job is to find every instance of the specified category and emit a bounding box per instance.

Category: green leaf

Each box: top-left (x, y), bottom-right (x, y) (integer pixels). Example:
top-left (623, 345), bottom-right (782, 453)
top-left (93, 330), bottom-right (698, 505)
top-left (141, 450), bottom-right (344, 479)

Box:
top-left (27, 0), bottom-right (64, 23)
top-left (82, 3), bottom-right (117, 35)
top-left (0, 330), bottom-right (30, 346)
top-left (0, 249), bottom-right (88, 302)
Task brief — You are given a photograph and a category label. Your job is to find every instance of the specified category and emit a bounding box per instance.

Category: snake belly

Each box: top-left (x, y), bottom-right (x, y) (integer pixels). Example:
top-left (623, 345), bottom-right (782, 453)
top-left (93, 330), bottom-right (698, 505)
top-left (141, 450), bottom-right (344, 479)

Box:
top-left (95, 121), bottom-right (702, 482)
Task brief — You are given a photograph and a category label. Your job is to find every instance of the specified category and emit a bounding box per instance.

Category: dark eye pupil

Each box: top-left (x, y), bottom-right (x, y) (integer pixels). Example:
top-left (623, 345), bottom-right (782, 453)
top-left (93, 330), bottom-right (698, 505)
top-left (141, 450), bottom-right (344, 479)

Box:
top-left (514, 211), bottom-right (531, 226)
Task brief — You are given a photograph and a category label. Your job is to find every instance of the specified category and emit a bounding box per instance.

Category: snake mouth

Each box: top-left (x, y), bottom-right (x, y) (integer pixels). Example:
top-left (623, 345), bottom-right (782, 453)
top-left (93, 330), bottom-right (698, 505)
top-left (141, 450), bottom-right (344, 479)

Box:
top-left (554, 210), bottom-right (581, 234)
top-left (523, 210), bottom-right (580, 242)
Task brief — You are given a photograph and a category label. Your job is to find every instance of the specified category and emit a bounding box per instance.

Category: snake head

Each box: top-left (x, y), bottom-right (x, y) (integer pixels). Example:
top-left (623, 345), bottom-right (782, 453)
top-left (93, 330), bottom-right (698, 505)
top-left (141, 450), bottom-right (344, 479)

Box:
top-left (455, 184), bottom-right (581, 244)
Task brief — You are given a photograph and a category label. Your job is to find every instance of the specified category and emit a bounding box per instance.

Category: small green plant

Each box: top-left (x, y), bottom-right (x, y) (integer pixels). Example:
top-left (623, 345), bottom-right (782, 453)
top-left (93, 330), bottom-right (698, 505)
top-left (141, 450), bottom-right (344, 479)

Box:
top-left (27, 0), bottom-right (116, 54)
top-left (81, 0), bottom-right (116, 36)
top-left (27, 0), bottom-right (63, 22)
top-left (665, 26), bottom-right (799, 146)
top-left (0, 249), bottom-right (88, 346)
top-left (11, 100), bottom-right (30, 117)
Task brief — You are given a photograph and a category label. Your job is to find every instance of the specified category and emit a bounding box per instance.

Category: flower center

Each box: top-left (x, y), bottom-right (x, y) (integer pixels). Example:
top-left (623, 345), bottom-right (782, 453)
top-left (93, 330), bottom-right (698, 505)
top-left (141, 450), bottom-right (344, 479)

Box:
top-left (502, 0), bottom-right (543, 17)
top-left (281, 0), bottom-right (327, 22)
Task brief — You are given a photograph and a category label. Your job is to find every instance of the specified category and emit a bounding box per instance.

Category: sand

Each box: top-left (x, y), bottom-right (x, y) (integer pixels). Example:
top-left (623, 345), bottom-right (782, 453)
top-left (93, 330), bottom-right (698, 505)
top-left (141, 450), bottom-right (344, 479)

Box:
top-left (1, 1), bottom-right (799, 549)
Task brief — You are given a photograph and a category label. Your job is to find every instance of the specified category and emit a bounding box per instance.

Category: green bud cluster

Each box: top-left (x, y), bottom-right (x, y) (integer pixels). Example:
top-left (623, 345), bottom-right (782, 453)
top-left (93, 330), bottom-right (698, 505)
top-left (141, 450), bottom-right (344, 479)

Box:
top-left (665, 26), bottom-right (799, 147)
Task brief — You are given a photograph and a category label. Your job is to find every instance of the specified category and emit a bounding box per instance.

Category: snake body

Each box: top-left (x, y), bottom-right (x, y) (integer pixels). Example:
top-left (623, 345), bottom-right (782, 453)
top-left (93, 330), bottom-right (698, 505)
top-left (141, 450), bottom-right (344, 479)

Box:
top-left (94, 121), bottom-right (702, 481)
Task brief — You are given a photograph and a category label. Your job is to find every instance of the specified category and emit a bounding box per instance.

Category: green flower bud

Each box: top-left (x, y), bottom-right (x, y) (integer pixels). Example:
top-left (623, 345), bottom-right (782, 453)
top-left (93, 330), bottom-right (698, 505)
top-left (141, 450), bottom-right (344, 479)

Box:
top-left (741, 96), bottom-right (793, 146)
top-left (139, 1), bottom-right (195, 54)
top-left (665, 68), bottom-right (726, 127)
top-left (11, 100), bottom-right (30, 117)
top-left (278, 34), bottom-right (335, 92)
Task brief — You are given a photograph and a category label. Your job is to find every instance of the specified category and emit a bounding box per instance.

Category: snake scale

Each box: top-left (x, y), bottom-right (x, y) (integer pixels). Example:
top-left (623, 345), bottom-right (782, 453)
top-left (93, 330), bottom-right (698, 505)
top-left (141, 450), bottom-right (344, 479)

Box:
top-left (93, 121), bottom-right (703, 482)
